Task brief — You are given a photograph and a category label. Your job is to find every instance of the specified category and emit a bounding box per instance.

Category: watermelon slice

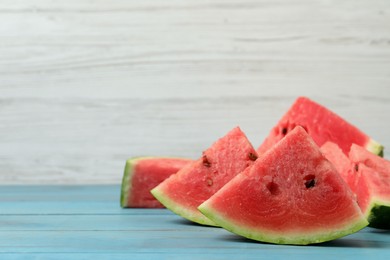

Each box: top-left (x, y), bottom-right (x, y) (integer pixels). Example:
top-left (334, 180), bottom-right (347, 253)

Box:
top-left (199, 127), bottom-right (368, 245)
top-left (151, 127), bottom-right (257, 226)
top-left (257, 97), bottom-right (383, 156)
top-left (121, 157), bottom-right (192, 208)
top-left (322, 143), bottom-right (390, 229)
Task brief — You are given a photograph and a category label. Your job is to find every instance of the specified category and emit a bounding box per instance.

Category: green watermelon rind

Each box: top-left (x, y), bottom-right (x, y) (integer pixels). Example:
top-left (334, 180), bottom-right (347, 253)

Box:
top-left (366, 139), bottom-right (384, 157)
top-left (198, 202), bottom-right (368, 245)
top-left (120, 157), bottom-right (147, 208)
top-left (366, 198), bottom-right (390, 229)
top-left (151, 186), bottom-right (218, 227)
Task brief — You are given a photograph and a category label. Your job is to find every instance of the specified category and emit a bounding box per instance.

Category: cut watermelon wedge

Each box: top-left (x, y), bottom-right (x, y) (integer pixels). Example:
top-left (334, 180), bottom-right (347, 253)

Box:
top-left (257, 97), bottom-right (383, 156)
top-left (321, 142), bottom-right (390, 229)
top-left (121, 157), bottom-right (192, 208)
top-left (151, 127), bottom-right (257, 226)
top-left (199, 127), bottom-right (368, 245)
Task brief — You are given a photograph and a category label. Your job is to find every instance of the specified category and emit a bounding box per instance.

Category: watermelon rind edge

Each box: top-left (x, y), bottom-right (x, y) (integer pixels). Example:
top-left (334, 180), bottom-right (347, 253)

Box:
top-left (366, 198), bottom-right (390, 229)
top-left (198, 202), bottom-right (369, 245)
top-left (151, 186), bottom-right (219, 227)
top-left (366, 139), bottom-right (384, 157)
top-left (120, 157), bottom-right (152, 208)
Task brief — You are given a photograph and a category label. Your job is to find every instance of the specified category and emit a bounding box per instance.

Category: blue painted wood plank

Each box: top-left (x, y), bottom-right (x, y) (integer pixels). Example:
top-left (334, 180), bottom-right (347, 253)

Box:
top-left (0, 253), bottom-right (287, 260)
top-left (0, 185), bottom-right (119, 202)
top-left (0, 253), bottom-right (280, 260)
top-left (0, 202), bottom-right (170, 215)
top-left (0, 214), bottom-right (197, 231)
top-left (0, 185), bottom-right (389, 259)
top-left (0, 229), bottom-right (388, 255)
top-left (0, 185), bottom-right (165, 215)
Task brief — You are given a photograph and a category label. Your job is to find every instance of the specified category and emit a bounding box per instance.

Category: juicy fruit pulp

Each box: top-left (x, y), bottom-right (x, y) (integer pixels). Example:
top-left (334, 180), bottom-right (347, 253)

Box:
top-left (121, 157), bottom-right (192, 208)
top-left (151, 127), bottom-right (257, 226)
top-left (257, 97), bottom-right (383, 156)
top-left (322, 143), bottom-right (390, 229)
top-left (199, 127), bottom-right (368, 245)
top-left (349, 144), bottom-right (390, 175)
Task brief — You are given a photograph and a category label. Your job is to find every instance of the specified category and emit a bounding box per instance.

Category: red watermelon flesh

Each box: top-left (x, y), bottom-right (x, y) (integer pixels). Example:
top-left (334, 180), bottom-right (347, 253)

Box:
top-left (321, 142), bottom-right (390, 229)
top-left (321, 143), bottom-right (370, 214)
top-left (257, 97), bottom-right (383, 156)
top-left (199, 127), bottom-right (367, 245)
top-left (320, 142), bottom-right (356, 190)
top-left (320, 142), bottom-right (350, 174)
top-left (121, 157), bottom-right (192, 208)
top-left (151, 127), bottom-right (257, 226)
top-left (350, 144), bottom-right (390, 176)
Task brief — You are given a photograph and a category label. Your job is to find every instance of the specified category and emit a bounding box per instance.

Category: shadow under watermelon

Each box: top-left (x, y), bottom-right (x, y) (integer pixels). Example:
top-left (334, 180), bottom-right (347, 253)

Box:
top-left (169, 217), bottom-right (220, 228)
top-left (217, 233), bottom-right (387, 248)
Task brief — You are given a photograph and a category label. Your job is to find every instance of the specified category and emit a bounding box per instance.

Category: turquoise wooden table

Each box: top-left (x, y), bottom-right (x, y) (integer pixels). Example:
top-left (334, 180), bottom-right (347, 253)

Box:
top-left (1, 185), bottom-right (389, 259)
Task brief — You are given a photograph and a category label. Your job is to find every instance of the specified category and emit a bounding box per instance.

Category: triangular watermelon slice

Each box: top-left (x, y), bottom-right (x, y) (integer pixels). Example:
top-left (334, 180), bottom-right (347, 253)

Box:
top-left (121, 157), bottom-right (192, 208)
top-left (322, 142), bottom-right (390, 229)
top-left (199, 127), bottom-right (368, 245)
top-left (257, 97), bottom-right (383, 156)
top-left (151, 127), bottom-right (257, 226)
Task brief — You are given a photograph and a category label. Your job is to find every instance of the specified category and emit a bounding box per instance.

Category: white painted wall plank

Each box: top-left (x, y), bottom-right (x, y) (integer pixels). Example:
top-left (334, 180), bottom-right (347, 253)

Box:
top-left (0, 0), bottom-right (389, 184)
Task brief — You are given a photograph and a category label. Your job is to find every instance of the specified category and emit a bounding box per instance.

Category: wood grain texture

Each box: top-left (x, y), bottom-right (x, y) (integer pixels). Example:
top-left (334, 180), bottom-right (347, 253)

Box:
top-left (0, 185), bottom-right (389, 259)
top-left (0, 0), bottom-right (389, 184)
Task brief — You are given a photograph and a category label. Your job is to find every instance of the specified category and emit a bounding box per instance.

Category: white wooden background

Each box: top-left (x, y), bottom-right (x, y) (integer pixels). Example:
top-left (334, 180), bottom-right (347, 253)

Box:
top-left (1, 0), bottom-right (389, 184)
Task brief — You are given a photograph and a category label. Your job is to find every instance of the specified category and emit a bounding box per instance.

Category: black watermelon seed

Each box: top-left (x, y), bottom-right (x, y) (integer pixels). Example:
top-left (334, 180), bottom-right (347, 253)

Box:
top-left (305, 179), bottom-right (315, 189)
top-left (202, 155), bottom-right (211, 167)
top-left (266, 181), bottom-right (280, 195)
top-left (249, 152), bottom-right (258, 161)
